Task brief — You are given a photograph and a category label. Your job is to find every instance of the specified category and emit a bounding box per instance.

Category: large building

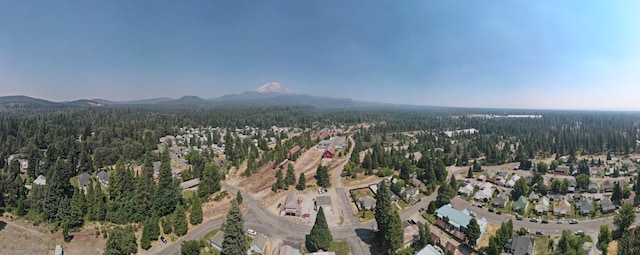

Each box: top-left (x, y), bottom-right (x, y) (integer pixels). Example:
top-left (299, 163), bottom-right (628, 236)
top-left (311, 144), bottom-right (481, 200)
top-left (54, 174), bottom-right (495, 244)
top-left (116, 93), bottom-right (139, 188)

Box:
top-left (435, 204), bottom-right (488, 243)
top-left (281, 192), bottom-right (302, 217)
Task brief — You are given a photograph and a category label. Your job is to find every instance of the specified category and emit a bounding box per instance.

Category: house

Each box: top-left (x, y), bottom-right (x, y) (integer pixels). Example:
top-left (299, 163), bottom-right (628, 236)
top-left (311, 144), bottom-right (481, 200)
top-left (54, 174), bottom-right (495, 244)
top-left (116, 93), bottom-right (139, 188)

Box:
top-left (404, 187), bottom-right (420, 200)
top-left (282, 192), bottom-right (302, 216)
top-left (359, 196), bottom-right (376, 210)
top-left (411, 178), bottom-right (426, 189)
top-left (504, 236), bottom-right (535, 255)
top-left (555, 166), bottom-right (570, 174)
top-left (587, 182), bottom-right (598, 193)
top-left (250, 233), bottom-right (268, 254)
top-left (528, 192), bottom-right (539, 202)
top-left (512, 196), bottom-right (528, 212)
top-left (548, 194), bottom-right (564, 201)
top-left (576, 198), bottom-right (594, 215)
top-left (474, 187), bottom-right (494, 202)
top-left (492, 196), bottom-right (509, 208)
top-left (287, 146), bottom-right (301, 159)
top-left (97, 170), bottom-right (109, 186)
top-left (554, 199), bottom-right (572, 216)
top-left (180, 178), bottom-right (200, 190)
top-left (210, 231), bottom-right (225, 251)
top-left (601, 180), bottom-right (613, 193)
top-left (601, 197), bottom-right (616, 214)
top-left (458, 184), bottom-right (474, 196)
top-left (416, 244), bottom-right (442, 255)
top-left (280, 245), bottom-right (301, 255)
top-left (77, 173), bottom-right (91, 190)
top-left (55, 245), bottom-right (63, 255)
top-left (534, 196), bottom-right (550, 215)
top-left (322, 143), bottom-right (335, 159)
top-left (441, 128), bottom-right (479, 138)
top-left (33, 175), bottom-right (46, 186)
top-left (305, 252), bottom-right (336, 255)
top-left (496, 171), bottom-right (508, 179)
top-left (435, 204), bottom-right (488, 243)
top-left (315, 196), bottom-right (332, 212)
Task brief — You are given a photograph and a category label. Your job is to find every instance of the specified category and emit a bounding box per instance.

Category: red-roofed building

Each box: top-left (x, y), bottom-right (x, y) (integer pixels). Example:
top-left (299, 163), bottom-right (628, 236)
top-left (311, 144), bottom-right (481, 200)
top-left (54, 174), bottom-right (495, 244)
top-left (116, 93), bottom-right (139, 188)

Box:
top-left (287, 146), bottom-right (300, 159)
top-left (322, 143), bottom-right (335, 159)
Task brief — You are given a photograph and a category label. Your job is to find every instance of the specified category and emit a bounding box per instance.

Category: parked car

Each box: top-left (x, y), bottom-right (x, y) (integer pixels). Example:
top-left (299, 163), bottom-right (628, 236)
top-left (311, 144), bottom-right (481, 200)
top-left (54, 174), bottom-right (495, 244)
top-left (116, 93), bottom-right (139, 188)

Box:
top-left (575, 230), bottom-right (584, 235)
top-left (161, 236), bottom-right (167, 244)
top-left (277, 203), bottom-right (282, 208)
top-left (569, 219), bottom-right (579, 224)
top-left (556, 219), bottom-right (562, 224)
top-left (541, 219), bottom-right (549, 224)
top-left (418, 207), bottom-right (425, 212)
top-left (536, 231), bottom-right (544, 235)
top-left (247, 229), bottom-right (257, 236)
top-left (516, 215), bottom-right (523, 220)
top-left (488, 207), bottom-right (494, 212)
top-left (530, 218), bottom-right (538, 223)
top-left (496, 211), bottom-right (502, 215)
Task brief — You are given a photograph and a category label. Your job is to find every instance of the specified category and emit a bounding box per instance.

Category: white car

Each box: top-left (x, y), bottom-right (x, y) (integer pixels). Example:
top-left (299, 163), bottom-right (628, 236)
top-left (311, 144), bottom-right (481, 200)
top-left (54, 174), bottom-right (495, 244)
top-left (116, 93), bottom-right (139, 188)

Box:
top-left (247, 229), bottom-right (257, 236)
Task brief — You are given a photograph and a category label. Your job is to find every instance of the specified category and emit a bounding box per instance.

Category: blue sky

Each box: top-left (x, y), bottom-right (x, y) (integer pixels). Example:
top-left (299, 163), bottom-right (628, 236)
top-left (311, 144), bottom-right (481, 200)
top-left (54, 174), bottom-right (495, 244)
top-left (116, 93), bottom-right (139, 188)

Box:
top-left (1, 1), bottom-right (639, 110)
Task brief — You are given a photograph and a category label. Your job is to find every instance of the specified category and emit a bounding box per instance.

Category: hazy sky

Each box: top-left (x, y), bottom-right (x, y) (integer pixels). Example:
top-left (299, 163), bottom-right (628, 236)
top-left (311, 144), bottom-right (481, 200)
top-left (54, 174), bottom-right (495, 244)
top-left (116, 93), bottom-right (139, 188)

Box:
top-left (1, 1), bottom-right (640, 110)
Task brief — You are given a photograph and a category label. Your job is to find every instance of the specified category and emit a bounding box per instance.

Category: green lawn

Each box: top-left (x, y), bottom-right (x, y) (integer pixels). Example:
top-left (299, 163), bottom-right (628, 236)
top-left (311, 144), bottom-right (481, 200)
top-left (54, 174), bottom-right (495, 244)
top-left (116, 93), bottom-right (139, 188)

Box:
top-left (397, 200), bottom-right (409, 209)
top-left (422, 213), bottom-right (436, 224)
top-left (358, 210), bottom-right (375, 222)
top-left (533, 235), bottom-right (550, 255)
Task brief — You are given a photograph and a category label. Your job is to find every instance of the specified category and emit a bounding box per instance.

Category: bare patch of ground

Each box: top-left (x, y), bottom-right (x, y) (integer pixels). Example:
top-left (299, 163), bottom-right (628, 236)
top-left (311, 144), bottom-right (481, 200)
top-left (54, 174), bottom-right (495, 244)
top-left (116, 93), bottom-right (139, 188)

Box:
top-left (342, 175), bottom-right (381, 188)
top-left (0, 216), bottom-right (107, 255)
top-left (476, 223), bottom-right (499, 248)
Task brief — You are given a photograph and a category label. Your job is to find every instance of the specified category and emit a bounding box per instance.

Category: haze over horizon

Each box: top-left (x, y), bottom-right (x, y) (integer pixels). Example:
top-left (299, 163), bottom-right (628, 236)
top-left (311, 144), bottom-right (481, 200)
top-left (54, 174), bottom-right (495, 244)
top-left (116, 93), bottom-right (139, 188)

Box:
top-left (1, 1), bottom-right (640, 110)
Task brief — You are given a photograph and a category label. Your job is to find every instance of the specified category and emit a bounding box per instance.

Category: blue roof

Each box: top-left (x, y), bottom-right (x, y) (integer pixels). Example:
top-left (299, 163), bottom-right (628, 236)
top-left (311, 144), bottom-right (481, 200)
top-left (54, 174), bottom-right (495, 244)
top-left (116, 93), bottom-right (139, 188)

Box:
top-left (436, 204), bottom-right (476, 229)
top-left (416, 244), bottom-right (441, 255)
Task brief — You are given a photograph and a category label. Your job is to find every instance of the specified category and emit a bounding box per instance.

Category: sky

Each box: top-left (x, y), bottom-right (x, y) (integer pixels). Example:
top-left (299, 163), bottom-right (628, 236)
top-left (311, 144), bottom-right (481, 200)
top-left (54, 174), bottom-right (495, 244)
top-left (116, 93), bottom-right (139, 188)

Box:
top-left (1, 1), bottom-right (640, 110)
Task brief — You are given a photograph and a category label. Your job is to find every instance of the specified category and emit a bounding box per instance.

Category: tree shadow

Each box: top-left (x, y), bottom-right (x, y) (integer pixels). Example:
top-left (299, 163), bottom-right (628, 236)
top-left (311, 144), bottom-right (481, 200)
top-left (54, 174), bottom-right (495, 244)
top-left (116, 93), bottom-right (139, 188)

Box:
top-left (0, 221), bottom-right (6, 232)
top-left (354, 228), bottom-right (378, 255)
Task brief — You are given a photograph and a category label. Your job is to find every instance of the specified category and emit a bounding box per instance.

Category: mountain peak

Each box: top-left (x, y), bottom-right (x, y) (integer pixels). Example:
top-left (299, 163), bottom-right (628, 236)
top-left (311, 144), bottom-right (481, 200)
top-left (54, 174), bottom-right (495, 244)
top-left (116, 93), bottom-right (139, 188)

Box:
top-left (255, 82), bottom-right (296, 94)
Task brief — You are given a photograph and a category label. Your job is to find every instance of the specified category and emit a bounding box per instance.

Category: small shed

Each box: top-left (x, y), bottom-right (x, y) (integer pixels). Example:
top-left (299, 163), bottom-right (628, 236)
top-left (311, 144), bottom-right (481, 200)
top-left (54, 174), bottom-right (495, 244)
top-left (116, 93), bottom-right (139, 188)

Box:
top-left (210, 231), bottom-right (225, 251)
top-left (250, 233), bottom-right (268, 254)
top-left (315, 196), bottom-right (332, 212)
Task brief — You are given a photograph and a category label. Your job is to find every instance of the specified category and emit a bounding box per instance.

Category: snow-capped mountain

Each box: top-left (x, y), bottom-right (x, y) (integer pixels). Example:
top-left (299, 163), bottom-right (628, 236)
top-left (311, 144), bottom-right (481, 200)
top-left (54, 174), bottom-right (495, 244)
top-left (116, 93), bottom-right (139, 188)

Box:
top-left (255, 82), bottom-right (296, 94)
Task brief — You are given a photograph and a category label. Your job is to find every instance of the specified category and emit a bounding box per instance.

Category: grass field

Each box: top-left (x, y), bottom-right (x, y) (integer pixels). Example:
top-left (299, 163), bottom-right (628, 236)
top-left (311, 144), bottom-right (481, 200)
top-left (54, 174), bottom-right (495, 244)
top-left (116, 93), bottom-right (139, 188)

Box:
top-left (533, 235), bottom-right (550, 255)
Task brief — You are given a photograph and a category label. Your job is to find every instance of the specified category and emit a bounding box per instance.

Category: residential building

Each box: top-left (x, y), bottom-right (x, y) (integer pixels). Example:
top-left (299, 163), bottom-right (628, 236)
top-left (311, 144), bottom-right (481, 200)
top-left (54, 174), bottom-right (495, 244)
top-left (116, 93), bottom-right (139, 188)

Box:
top-left (576, 199), bottom-right (594, 215)
top-left (77, 173), bottom-right (91, 190)
top-left (554, 199), bottom-right (572, 216)
top-left (404, 187), bottom-right (420, 200)
top-left (601, 180), bottom-right (613, 193)
top-left (587, 182), bottom-right (598, 193)
top-left (504, 236), bottom-right (535, 255)
top-left (287, 146), bottom-right (300, 159)
top-left (458, 184), bottom-right (474, 196)
top-left (280, 245), bottom-right (301, 255)
top-left (528, 192), bottom-right (539, 202)
top-left (555, 166), bottom-right (570, 174)
top-left (435, 204), bottom-right (488, 243)
top-left (250, 233), bottom-right (268, 254)
top-left (282, 192), bottom-right (302, 216)
top-left (322, 143), bottom-right (335, 159)
top-left (210, 231), bottom-right (225, 251)
top-left (180, 178), bottom-right (200, 190)
top-left (97, 170), bottom-right (109, 186)
top-left (359, 196), bottom-right (376, 210)
top-left (441, 128), bottom-right (479, 138)
top-left (492, 196), bottom-right (509, 208)
top-left (416, 244), bottom-right (442, 255)
top-left (601, 197), bottom-right (616, 214)
top-left (55, 245), bottom-right (63, 255)
top-left (535, 196), bottom-right (550, 215)
top-left (512, 196), bottom-right (528, 212)
top-left (305, 252), bottom-right (336, 255)
top-left (315, 196), bottom-right (332, 212)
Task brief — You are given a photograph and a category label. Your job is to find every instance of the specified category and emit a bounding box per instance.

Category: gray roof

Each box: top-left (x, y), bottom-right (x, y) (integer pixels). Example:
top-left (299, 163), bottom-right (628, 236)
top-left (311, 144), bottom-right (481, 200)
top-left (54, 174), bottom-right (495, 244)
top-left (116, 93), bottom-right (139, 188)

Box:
top-left (97, 170), bottom-right (109, 183)
top-left (601, 197), bottom-right (616, 213)
top-left (180, 178), bottom-right (200, 190)
top-left (77, 173), bottom-right (91, 188)
top-left (251, 233), bottom-right (268, 253)
top-left (577, 198), bottom-right (593, 214)
top-left (360, 196), bottom-right (376, 209)
top-left (210, 231), bottom-right (225, 249)
top-left (316, 196), bottom-right (332, 206)
top-left (507, 236), bottom-right (535, 255)
top-left (285, 192), bottom-right (300, 210)
top-left (280, 245), bottom-right (301, 255)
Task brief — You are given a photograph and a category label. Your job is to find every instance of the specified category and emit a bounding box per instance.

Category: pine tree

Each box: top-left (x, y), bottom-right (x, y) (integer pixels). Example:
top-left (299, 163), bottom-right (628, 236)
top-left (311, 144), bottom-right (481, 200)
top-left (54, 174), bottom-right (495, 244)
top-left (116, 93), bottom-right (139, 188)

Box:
top-left (104, 226), bottom-right (138, 255)
top-left (307, 207), bottom-right (333, 252)
top-left (384, 209), bottom-right (403, 255)
top-left (199, 162), bottom-right (221, 200)
top-left (467, 167), bottom-right (473, 178)
top-left (296, 173), bottom-right (306, 190)
top-left (285, 164), bottom-right (296, 187)
top-left (190, 195), bottom-right (203, 225)
top-left (162, 216), bottom-right (173, 235)
top-left (154, 152), bottom-right (179, 216)
top-left (150, 215), bottom-right (160, 241)
top-left (93, 182), bottom-right (106, 221)
top-left (316, 165), bottom-right (330, 188)
top-left (222, 200), bottom-right (247, 255)
top-left (375, 182), bottom-right (392, 248)
top-left (173, 205), bottom-right (188, 236)
top-left (275, 169), bottom-right (285, 190)
top-left (466, 218), bottom-right (481, 247)
top-left (141, 218), bottom-right (153, 250)
top-left (449, 175), bottom-right (458, 192)
top-left (69, 187), bottom-right (86, 227)
top-left (235, 190), bottom-right (243, 204)
top-left (62, 223), bottom-right (70, 243)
